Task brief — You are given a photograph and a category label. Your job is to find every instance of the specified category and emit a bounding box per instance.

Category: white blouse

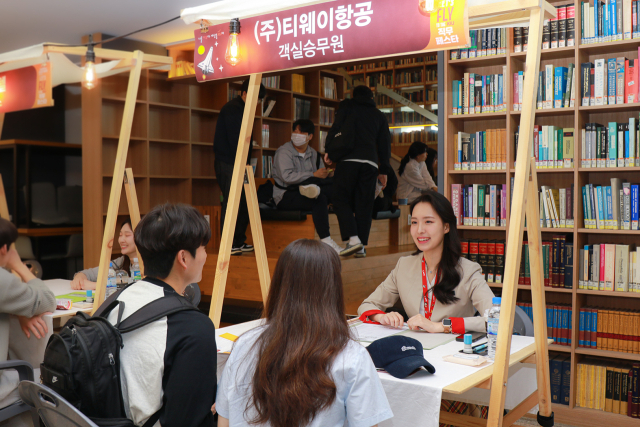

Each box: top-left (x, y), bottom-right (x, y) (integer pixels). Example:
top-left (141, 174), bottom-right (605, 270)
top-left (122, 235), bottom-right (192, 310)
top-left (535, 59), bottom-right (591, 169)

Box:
top-left (397, 159), bottom-right (436, 201)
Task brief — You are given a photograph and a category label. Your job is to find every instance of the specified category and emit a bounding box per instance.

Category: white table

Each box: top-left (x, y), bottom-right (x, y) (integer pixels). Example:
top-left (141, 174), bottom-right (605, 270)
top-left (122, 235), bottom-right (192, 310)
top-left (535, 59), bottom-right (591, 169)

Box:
top-left (8, 279), bottom-right (93, 368)
top-left (215, 321), bottom-right (540, 427)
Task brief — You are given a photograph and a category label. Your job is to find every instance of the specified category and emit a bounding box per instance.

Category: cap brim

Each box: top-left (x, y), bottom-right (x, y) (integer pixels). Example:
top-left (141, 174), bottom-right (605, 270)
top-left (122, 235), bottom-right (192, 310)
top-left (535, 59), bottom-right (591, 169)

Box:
top-left (383, 355), bottom-right (436, 379)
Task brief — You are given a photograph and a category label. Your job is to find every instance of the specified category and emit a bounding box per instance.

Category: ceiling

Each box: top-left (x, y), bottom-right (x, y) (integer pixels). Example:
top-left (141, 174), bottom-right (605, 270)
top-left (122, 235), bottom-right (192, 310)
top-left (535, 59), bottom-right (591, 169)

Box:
top-left (0, 0), bottom-right (214, 54)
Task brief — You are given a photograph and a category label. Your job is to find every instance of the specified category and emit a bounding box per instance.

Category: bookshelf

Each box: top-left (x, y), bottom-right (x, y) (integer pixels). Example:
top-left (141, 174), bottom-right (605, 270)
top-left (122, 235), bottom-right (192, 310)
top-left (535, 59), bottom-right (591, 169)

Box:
top-left (83, 39), bottom-right (344, 266)
top-left (443, 18), bottom-right (640, 425)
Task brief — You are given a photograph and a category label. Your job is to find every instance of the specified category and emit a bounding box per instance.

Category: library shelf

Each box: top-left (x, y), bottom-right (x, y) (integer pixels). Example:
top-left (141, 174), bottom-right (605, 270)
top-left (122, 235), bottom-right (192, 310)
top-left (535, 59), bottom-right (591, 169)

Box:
top-left (574, 347), bottom-right (640, 362)
top-left (448, 112), bottom-right (507, 121)
top-left (577, 228), bottom-right (640, 235)
top-left (395, 62), bottom-right (433, 70)
top-left (102, 135), bottom-right (148, 142)
top-left (579, 38), bottom-right (640, 54)
top-left (449, 169), bottom-right (508, 174)
top-left (448, 54), bottom-right (507, 67)
top-left (292, 92), bottom-right (319, 99)
top-left (578, 166), bottom-right (640, 172)
top-left (191, 176), bottom-right (217, 180)
top-left (511, 45), bottom-right (576, 60)
top-left (147, 101), bottom-right (190, 110)
top-left (578, 102), bottom-right (640, 113)
top-left (548, 344), bottom-right (573, 352)
top-left (576, 289), bottom-right (640, 298)
top-left (489, 283), bottom-right (574, 293)
top-left (509, 168), bottom-right (575, 173)
top-left (148, 138), bottom-right (191, 145)
top-left (264, 87), bottom-right (291, 94)
top-left (262, 117), bottom-right (293, 123)
top-left (523, 227), bottom-right (575, 233)
top-left (190, 107), bottom-right (221, 114)
top-left (510, 107), bottom-right (575, 116)
top-left (457, 225), bottom-right (507, 231)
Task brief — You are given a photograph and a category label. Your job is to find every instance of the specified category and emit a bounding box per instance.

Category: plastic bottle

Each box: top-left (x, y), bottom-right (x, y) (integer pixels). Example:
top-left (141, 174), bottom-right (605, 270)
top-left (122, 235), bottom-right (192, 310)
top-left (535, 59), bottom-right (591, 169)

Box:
top-left (116, 269), bottom-right (129, 287)
top-left (487, 297), bottom-right (502, 360)
top-left (106, 262), bottom-right (117, 298)
top-left (130, 258), bottom-right (142, 282)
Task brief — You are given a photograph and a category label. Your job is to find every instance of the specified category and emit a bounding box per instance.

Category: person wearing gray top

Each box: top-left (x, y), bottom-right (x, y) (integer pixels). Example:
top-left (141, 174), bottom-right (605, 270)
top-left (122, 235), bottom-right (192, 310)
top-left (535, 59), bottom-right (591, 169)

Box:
top-left (273, 119), bottom-right (344, 254)
top-left (0, 218), bottom-right (56, 408)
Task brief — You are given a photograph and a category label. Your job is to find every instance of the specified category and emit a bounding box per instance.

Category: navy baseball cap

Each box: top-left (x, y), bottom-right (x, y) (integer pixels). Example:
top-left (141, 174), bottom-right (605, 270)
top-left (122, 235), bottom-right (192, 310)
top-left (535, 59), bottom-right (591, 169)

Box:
top-left (366, 336), bottom-right (436, 378)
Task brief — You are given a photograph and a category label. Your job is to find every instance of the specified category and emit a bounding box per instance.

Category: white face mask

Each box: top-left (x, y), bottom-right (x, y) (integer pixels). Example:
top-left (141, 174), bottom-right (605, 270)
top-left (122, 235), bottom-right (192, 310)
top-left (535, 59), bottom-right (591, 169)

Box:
top-left (291, 133), bottom-right (308, 147)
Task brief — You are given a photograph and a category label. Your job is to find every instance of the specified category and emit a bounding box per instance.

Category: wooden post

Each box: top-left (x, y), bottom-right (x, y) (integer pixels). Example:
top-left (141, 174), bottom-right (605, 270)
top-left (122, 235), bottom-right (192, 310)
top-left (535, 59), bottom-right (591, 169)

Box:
top-left (244, 165), bottom-right (271, 303)
top-left (124, 168), bottom-right (144, 276)
top-left (0, 114), bottom-right (5, 139)
top-left (525, 158), bottom-right (553, 418)
top-left (92, 50), bottom-right (144, 313)
top-left (0, 174), bottom-right (9, 221)
top-left (209, 73), bottom-right (263, 328)
top-left (486, 6), bottom-right (545, 427)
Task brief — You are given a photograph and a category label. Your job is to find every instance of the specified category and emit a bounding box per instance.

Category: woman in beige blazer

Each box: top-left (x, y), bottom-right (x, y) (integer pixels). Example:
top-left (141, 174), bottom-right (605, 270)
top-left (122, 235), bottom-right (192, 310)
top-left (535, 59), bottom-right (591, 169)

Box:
top-left (357, 191), bottom-right (495, 334)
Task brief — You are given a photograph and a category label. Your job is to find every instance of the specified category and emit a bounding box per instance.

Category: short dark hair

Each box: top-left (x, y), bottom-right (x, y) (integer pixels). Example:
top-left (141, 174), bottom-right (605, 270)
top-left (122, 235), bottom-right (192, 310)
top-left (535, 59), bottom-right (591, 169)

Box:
top-left (353, 85), bottom-right (374, 100)
top-left (241, 79), bottom-right (266, 100)
top-left (0, 218), bottom-right (18, 249)
top-left (134, 204), bottom-right (211, 279)
top-left (292, 119), bottom-right (314, 136)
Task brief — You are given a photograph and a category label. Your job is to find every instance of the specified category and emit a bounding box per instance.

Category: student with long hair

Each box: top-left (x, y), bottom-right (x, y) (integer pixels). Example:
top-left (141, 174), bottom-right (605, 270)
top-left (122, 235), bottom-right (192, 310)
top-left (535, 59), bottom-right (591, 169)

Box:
top-left (216, 239), bottom-right (393, 427)
top-left (357, 191), bottom-right (494, 334)
top-left (397, 141), bottom-right (437, 201)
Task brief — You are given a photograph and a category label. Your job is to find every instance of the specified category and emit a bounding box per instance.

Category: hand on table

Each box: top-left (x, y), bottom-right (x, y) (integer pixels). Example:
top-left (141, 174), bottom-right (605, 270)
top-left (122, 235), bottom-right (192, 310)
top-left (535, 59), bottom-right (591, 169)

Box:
top-left (70, 273), bottom-right (96, 290)
top-left (407, 315), bottom-right (445, 333)
top-left (371, 312), bottom-right (404, 328)
top-left (18, 313), bottom-right (50, 339)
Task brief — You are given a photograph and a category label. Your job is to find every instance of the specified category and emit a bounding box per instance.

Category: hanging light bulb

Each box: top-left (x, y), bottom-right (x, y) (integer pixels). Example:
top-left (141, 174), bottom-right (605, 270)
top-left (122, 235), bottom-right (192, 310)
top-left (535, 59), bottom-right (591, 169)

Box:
top-left (419, 0), bottom-right (435, 15)
top-left (225, 18), bottom-right (241, 66)
top-left (84, 40), bottom-right (96, 90)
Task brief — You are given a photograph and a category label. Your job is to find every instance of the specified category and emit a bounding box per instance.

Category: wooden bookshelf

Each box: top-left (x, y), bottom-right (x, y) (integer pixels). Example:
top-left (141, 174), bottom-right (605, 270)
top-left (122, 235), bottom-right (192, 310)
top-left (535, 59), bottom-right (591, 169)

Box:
top-left (442, 20), bottom-right (640, 425)
top-left (83, 40), bottom-right (344, 268)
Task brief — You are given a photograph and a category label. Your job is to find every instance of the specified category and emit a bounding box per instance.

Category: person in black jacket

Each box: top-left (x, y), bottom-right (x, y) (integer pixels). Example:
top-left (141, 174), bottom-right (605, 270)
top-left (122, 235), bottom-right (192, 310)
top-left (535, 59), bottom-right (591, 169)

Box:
top-left (214, 79), bottom-right (265, 255)
top-left (324, 85), bottom-right (392, 257)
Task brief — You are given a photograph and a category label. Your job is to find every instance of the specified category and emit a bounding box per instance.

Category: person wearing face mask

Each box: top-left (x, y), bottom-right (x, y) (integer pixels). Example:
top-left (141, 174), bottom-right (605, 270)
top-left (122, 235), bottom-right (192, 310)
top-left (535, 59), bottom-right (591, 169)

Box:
top-left (272, 119), bottom-right (344, 254)
top-left (357, 191), bottom-right (494, 335)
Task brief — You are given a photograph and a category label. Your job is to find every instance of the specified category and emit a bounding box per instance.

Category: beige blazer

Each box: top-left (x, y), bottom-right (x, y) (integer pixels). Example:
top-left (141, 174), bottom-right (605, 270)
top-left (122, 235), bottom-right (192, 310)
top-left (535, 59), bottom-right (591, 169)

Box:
top-left (357, 254), bottom-right (495, 332)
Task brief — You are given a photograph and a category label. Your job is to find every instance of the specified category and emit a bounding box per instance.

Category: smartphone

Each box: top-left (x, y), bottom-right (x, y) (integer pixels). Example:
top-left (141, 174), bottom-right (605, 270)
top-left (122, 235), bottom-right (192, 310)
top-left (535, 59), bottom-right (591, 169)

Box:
top-left (455, 332), bottom-right (486, 343)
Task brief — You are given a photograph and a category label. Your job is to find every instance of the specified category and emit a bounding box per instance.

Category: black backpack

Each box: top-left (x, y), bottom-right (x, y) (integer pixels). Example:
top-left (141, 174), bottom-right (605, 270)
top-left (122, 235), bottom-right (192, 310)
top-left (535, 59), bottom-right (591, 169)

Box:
top-left (325, 105), bottom-right (357, 163)
top-left (40, 284), bottom-right (198, 427)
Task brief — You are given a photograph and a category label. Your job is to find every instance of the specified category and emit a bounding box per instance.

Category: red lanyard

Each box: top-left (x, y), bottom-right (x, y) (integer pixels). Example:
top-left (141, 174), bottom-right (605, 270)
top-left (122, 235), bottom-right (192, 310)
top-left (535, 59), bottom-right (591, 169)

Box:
top-left (422, 258), bottom-right (438, 320)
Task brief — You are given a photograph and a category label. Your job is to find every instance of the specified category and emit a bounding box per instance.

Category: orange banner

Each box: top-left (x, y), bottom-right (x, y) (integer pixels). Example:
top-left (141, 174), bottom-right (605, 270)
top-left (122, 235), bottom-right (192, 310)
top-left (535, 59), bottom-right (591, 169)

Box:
top-left (424, 0), bottom-right (470, 50)
top-left (0, 62), bottom-right (53, 114)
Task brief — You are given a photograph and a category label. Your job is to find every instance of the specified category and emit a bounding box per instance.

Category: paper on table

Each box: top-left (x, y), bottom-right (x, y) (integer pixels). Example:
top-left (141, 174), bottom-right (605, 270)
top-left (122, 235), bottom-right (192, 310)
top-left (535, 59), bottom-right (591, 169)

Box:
top-left (397, 330), bottom-right (456, 350)
top-left (56, 291), bottom-right (89, 303)
top-left (350, 321), bottom-right (408, 342)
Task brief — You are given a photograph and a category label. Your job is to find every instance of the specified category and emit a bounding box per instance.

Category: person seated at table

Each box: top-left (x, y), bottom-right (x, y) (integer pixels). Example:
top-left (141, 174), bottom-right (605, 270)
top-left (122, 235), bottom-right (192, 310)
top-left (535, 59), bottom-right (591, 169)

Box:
top-left (397, 141), bottom-right (437, 202)
top-left (0, 218), bottom-right (56, 416)
top-left (71, 217), bottom-right (136, 290)
top-left (272, 119), bottom-right (344, 254)
top-left (215, 239), bottom-right (393, 427)
top-left (103, 203), bottom-right (216, 427)
top-left (357, 191), bottom-right (494, 334)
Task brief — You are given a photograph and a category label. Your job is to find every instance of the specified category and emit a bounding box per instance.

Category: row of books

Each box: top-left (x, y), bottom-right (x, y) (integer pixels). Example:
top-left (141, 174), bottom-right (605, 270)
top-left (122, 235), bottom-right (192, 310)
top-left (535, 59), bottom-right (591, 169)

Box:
top-left (546, 5), bottom-right (577, 48)
top-left (539, 185), bottom-right (576, 229)
top-left (169, 61), bottom-right (195, 78)
top-left (581, 57), bottom-right (639, 106)
top-left (375, 94), bottom-right (393, 105)
top-left (449, 28), bottom-right (508, 60)
top-left (512, 65), bottom-right (576, 111)
top-left (581, 179), bottom-right (639, 230)
top-left (262, 76), bottom-right (280, 89)
top-left (395, 55), bottom-right (437, 65)
top-left (320, 76), bottom-right (337, 99)
top-left (261, 124), bottom-right (270, 148)
top-left (576, 361), bottom-right (639, 418)
top-left (261, 155), bottom-right (274, 179)
top-left (291, 74), bottom-right (306, 94)
top-left (364, 73), bottom-right (393, 88)
top-left (580, 0), bottom-right (640, 44)
top-left (395, 70), bottom-right (423, 86)
top-left (460, 239), bottom-right (505, 284)
top-left (550, 354), bottom-right (572, 405)
top-left (514, 126), bottom-right (575, 168)
top-left (520, 303), bottom-right (573, 346)
top-left (578, 308), bottom-right (640, 352)
top-left (582, 118), bottom-right (640, 167)
top-left (451, 70), bottom-right (507, 115)
top-left (293, 98), bottom-right (311, 121)
top-left (578, 243), bottom-right (640, 292)
top-left (451, 184), bottom-right (508, 227)
top-left (319, 106), bottom-right (335, 126)
top-left (454, 129), bottom-right (507, 171)
top-left (229, 88), bottom-right (242, 101)
top-left (394, 111), bottom-right (429, 125)
top-left (318, 130), bottom-right (327, 153)
top-left (392, 130), bottom-right (428, 144)
top-left (521, 236), bottom-right (574, 288)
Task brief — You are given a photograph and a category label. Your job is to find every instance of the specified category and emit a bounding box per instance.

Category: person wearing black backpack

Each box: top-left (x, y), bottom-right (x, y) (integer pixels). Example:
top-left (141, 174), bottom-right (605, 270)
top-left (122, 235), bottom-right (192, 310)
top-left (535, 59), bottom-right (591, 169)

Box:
top-left (324, 85), bottom-right (392, 258)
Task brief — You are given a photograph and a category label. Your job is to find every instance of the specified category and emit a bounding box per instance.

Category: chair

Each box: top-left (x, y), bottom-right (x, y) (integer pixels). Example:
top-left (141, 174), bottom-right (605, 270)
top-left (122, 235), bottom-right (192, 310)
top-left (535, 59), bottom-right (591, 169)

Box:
top-left (57, 186), bottom-right (83, 225)
top-left (0, 361), bottom-right (39, 426)
top-left (18, 381), bottom-right (97, 427)
top-left (30, 183), bottom-right (67, 226)
top-left (513, 305), bottom-right (535, 337)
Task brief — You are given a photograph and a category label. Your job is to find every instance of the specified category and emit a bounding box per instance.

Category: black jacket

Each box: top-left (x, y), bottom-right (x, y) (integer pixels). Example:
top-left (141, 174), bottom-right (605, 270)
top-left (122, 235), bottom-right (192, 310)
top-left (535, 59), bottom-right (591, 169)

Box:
top-left (213, 96), bottom-right (251, 165)
top-left (329, 96), bottom-right (393, 175)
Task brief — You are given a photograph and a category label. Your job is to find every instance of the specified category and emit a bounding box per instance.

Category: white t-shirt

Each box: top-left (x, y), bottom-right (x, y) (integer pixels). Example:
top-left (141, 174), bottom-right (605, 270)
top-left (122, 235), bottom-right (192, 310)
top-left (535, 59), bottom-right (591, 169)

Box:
top-left (216, 326), bottom-right (393, 427)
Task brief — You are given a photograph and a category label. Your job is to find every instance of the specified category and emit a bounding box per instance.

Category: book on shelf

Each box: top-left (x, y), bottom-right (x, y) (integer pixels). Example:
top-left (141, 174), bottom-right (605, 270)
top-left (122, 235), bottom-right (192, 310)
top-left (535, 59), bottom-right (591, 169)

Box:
top-left (578, 243), bottom-right (640, 292)
top-left (519, 302), bottom-right (573, 345)
top-left (581, 179), bottom-right (639, 231)
top-left (261, 124), bottom-right (270, 148)
top-left (577, 361), bottom-right (639, 418)
top-left (261, 155), bottom-right (274, 178)
top-left (581, 115), bottom-right (640, 168)
top-left (294, 98), bottom-right (311, 121)
top-left (460, 239), bottom-right (505, 283)
top-left (292, 74), bottom-right (306, 93)
top-left (261, 76), bottom-right (281, 89)
top-left (262, 98), bottom-right (277, 117)
top-left (579, 307), bottom-right (640, 353)
top-left (548, 354), bottom-right (572, 405)
top-left (451, 69), bottom-right (507, 115)
top-left (319, 130), bottom-right (328, 153)
top-left (581, 0), bottom-right (640, 43)
top-left (451, 184), bottom-right (506, 227)
top-left (449, 28), bottom-right (507, 60)
top-left (514, 65), bottom-right (575, 111)
top-left (515, 125), bottom-right (574, 168)
top-left (320, 76), bottom-right (337, 99)
top-left (454, 128), bottom-right (506, 171)
top-left (319, 106), bottom-right (335, 126)
top-left (536, 185), bottom-right (575, 229)
top-left (581, 58), bottom-right (639, 105)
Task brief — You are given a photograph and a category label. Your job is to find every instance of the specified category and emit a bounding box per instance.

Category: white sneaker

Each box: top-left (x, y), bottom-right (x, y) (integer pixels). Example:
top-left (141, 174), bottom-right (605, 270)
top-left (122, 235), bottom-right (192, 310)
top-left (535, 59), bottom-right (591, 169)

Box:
top-left (300, 184), bottom-right (320, 199)
top-left (322, 237), bottom-right (344, 254)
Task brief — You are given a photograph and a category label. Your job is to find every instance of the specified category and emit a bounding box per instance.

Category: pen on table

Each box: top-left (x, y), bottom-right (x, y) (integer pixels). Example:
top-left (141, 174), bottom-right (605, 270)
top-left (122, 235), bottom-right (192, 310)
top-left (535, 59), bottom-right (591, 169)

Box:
top-left (473, 343), bottom-right (488, 353)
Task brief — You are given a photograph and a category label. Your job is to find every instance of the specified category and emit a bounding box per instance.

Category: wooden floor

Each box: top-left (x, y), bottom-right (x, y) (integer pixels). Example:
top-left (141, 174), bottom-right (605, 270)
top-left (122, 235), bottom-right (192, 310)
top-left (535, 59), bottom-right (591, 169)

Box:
top-left (200, 244), bottom-right (417, 315)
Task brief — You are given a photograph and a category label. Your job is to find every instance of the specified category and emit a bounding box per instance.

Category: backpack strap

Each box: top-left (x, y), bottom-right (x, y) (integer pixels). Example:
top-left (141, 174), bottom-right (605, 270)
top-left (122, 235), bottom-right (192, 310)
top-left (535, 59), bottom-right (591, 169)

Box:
top-left (141, 409), bottom-right (161, 427)
top-left (117, 295), bottom-right (197, 333)
top-left (93, 282), bottom-right (134, 318)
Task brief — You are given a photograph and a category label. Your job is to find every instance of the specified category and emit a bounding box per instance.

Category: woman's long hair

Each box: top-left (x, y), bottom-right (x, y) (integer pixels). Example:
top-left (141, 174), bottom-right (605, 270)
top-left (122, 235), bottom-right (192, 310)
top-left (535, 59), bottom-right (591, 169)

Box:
top-left (249, 239), bottom-right (350, 427)
top-left (425, 147), bottom-right (438, 185)
top-left (410, 191), bottom-right (461, 305)
top-left (119, 218), bottom-right (133, 273)
top-left (398, 141), bottom-right (428, 176)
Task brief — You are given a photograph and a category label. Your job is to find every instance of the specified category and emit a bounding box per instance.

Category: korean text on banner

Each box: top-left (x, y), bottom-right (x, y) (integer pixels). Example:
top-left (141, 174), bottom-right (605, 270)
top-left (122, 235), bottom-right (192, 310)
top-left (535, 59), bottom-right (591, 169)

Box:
top-left (0, 62), bottom-right (53, 113)
top-left (193, 0), bottom-right (469, 82)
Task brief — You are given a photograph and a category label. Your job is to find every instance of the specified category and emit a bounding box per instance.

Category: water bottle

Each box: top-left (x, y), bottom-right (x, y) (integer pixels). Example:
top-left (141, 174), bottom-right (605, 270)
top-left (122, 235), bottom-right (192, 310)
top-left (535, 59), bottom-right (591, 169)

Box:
top-left (487, 297), bottom-right (502, 360)
top-left (130, 258), bottom-right (142, 282)
top-left (106, 262), bottom-right (117, 298)
top-left (116, 269), bottom-right (129, 287)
